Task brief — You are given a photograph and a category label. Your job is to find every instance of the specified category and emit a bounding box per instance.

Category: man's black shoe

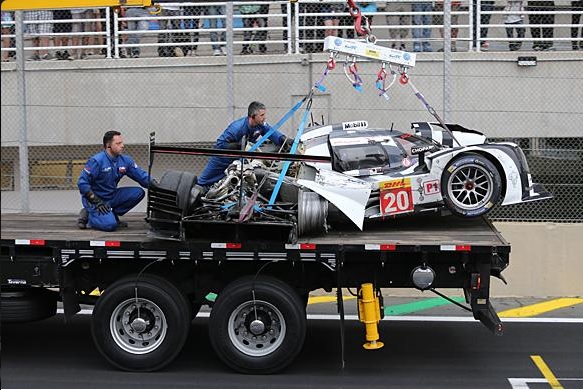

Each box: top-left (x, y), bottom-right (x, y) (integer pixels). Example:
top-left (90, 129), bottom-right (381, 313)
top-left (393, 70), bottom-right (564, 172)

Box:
top-left (117, 221), bottom-right (129, 228)
top-left (77, 208), bottom-right (88, 229)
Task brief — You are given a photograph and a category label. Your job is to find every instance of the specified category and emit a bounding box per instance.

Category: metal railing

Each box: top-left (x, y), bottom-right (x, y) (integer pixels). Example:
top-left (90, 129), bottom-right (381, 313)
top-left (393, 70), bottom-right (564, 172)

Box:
top-left (1, 0), bottom-right (582, 60)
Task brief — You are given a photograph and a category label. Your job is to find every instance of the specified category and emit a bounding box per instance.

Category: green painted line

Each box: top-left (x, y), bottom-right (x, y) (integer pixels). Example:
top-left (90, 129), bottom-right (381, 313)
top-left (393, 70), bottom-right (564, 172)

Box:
top-left (206, 293), bottom-right (217, 302)
top-left (384, 296), bottom-right (466, 316)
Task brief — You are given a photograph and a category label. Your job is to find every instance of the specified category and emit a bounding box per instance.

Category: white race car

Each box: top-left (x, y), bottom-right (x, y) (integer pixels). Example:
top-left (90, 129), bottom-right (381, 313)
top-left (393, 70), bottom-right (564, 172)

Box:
top-left (292, 120), bottom-right (552, 230)
top-left (147, 120), bottom-right (552, 240)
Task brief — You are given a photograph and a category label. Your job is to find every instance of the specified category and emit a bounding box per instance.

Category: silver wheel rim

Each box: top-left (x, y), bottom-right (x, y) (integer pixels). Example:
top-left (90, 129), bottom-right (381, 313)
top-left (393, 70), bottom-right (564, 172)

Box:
top-left (447, 163), bottom-right (494, 211)
top-left (227, 299), bottom-right (286, 357)
top-left (109, 298), bottom-right (167, 355)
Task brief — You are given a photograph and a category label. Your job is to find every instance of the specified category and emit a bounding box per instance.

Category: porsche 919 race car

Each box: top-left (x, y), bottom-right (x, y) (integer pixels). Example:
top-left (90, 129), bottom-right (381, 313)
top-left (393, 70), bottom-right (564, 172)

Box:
top-left (147, 121), bottom-right (552, 242)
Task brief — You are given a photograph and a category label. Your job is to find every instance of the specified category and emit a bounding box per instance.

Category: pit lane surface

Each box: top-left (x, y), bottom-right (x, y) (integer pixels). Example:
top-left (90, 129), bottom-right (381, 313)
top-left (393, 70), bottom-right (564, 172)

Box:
top-left (2, 309), bottom-right (582, 389)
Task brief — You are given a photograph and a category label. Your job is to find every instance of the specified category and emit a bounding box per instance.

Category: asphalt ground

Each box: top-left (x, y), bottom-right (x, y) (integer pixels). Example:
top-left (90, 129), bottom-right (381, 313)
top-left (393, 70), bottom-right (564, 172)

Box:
top-left (1, 295), bottom-right (582, 389)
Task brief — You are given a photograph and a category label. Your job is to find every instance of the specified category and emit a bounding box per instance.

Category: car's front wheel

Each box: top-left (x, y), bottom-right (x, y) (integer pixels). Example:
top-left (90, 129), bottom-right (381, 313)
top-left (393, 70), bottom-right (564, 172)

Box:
top-left (441, 154), bottom-right (502, 217)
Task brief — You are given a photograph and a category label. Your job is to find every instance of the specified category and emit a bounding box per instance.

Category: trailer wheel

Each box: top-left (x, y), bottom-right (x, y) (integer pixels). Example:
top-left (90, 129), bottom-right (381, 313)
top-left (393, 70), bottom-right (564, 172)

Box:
top-left (0, 288), bottom-right (58, 323)
top-left (209, 276), bottom-right (306, 374)
top-left (91, 274), bottom-right (190, 372)
top-left (441, 154), bottom-right (502, 217)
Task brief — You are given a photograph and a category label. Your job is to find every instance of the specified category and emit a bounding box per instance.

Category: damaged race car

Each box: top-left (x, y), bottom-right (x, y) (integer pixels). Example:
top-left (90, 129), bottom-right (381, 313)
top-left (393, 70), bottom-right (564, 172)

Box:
top-left (147, 121), bottom-right (552, 242)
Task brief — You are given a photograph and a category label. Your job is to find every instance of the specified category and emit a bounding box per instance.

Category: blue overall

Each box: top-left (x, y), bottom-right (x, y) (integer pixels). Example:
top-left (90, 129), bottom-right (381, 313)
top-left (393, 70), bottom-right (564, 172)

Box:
top-left (77, 150), bottom-right (150, 231)
top-left (197, 116), bottom-right (286, 187)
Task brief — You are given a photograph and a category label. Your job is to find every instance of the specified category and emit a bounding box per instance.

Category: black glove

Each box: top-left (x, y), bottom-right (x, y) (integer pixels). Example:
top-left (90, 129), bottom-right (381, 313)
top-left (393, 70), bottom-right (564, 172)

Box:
top-left (281, 137), bottom-right (294, 153)
top-left (86, 192), bottom-right (110, 215)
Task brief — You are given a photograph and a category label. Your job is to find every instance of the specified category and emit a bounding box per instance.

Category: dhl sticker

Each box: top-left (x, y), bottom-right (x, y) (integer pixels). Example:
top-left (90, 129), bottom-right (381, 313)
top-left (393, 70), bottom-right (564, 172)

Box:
top-left (380, 178), bottom-right (411, 191)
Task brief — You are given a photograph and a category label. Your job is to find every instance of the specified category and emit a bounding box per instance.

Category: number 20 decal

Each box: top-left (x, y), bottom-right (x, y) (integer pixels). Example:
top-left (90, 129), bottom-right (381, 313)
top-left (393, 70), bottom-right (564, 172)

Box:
top-left (381, 188), bottom-right (414, 216)
top-left (380, 178), bottom-right (414, 216)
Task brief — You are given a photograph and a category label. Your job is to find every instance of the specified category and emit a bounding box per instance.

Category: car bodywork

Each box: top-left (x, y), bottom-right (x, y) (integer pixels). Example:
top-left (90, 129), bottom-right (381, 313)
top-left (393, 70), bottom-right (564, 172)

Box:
top-left (147, 121), bottom-right (552, 242)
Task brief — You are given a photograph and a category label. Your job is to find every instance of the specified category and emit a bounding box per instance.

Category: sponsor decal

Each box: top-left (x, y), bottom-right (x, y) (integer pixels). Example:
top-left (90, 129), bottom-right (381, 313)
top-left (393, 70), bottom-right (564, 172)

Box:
top-left (380, 178), bottom-right (414, 216)
top-left (402, 157), bottom-right (412, 167)
top-left (365, 48), bottom-right (380, 59)
top-left (342, 120), bottom-right (368, 130)
top-left (423, 179), bottom-right (440, 195)
top-left (334, 38), bottom-right (343, 46)
top-left (411, 145), bottom-right (436, 154)
top-left (119, 166), bottom-right (127, 174)
top-left (103, 167), bottom-right (112, 172)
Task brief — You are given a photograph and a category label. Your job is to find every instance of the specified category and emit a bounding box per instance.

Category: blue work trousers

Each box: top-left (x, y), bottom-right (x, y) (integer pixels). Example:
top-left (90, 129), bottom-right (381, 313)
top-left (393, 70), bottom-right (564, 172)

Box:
top-left (196, 156), bottom-right (235, 187)
top-left (82, 186), bottom-right (145, 231)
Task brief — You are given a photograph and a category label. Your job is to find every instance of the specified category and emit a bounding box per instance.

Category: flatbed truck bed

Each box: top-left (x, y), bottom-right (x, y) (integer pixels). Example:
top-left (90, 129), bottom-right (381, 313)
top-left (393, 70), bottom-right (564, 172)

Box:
top-left (1, 212), bottom-right (510, 374)
top-left (1, 212), bottom-right (509, 248)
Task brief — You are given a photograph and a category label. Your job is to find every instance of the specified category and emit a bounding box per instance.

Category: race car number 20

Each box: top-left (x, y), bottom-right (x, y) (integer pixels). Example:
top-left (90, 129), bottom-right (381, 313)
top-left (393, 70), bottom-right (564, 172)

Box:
top-left (380, 178), bottom-right (413, 216)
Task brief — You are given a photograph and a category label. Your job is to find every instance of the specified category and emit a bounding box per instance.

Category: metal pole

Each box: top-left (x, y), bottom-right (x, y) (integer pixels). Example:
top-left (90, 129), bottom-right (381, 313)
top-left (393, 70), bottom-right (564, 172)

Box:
top-left (226, 1), bottom-right (235, 122)
top-left (14, 11), bottom-right (30, 212)
top-left (443, 0), bottom-right (452, 123)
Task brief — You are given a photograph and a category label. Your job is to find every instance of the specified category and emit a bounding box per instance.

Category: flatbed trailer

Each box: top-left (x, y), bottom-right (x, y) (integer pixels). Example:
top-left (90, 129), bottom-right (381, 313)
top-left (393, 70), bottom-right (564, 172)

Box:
top-left (1, 212), bottom-right (510, 374)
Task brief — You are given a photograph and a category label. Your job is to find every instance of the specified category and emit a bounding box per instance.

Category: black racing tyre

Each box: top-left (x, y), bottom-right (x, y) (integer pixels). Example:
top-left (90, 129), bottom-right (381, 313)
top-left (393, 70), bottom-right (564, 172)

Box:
top-left (91, 274), bottom-right (191, 372)
top-left (209, 276), bottom-right (306, 374)
top-left (0, 288), bottom-right (58, 323)
top-left (157, 170), bottom-right (197, 214)
top-left (441, 154), bottom-right (502, 217)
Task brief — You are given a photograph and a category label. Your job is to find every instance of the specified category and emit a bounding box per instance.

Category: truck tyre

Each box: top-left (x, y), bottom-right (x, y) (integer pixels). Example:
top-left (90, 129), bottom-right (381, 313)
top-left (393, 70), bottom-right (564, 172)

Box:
top-left (209, 276), bottom-right (306, 374)
top-left (441, 154), bottom-right (502, 217)
top-left (91, 274), bottom-right (191, 372)
top-left (1, 288), bottom-right (58, 323)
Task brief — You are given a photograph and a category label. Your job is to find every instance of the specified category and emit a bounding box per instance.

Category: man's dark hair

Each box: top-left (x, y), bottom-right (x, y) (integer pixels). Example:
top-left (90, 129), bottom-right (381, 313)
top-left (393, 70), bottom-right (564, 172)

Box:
top-left (248, 101), bottom-right (266, 117)
top-left (103, 130), bottom-right (121, 148)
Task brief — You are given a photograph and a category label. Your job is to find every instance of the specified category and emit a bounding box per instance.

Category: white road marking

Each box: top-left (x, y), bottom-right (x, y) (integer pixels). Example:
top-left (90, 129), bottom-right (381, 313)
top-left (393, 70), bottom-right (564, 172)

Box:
top-left (57, 309), bottom-right (583, 323)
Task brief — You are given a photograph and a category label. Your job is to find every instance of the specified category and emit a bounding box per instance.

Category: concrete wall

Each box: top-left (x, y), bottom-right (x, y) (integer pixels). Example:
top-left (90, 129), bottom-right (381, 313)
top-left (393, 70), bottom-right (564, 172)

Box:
top-left (2, 51), bottom-right (582, 147)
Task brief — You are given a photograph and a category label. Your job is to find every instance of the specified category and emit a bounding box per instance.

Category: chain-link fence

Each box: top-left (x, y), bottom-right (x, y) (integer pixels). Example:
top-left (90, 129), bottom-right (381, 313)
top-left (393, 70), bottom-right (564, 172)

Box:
top-left (1, 1), bottom-right (582, 223)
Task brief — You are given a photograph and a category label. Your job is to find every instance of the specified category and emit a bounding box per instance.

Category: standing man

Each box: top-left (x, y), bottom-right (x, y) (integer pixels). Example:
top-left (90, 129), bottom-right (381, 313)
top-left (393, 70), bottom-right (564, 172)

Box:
top-left (197, 101), bottom-right (292, 189)
top-left (77, 130), bottom-right (152, 231)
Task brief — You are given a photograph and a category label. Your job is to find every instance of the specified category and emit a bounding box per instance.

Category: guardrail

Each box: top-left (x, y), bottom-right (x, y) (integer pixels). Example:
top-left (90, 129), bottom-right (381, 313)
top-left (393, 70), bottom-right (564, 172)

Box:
top-left (1, 0), bottom-right (582, 61)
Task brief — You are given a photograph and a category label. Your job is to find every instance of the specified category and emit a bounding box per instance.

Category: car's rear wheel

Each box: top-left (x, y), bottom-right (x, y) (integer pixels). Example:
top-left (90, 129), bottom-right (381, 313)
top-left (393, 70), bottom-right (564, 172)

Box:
top-left (441, 154), bottom-right (501, 217)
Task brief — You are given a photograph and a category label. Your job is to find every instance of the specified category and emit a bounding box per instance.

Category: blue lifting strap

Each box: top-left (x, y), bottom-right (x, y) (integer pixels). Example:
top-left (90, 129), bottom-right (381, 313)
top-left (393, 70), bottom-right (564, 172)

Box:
top-left (267, 98), bottom-right (313, 207)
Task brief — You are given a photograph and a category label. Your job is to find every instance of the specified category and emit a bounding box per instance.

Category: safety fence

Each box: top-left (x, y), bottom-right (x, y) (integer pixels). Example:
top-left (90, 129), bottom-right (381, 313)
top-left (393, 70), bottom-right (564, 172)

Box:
top-left (1, 0), bottom-right (582, 61)
top-left (1, 2), bottom-right (582, 223)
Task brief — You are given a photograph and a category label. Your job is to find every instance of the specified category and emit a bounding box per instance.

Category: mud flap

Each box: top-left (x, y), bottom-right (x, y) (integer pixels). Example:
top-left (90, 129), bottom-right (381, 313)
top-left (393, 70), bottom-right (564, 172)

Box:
top-left (465, 257), bottom-right (504, 336)
top-left (60, 267), bottom-right (80, 322)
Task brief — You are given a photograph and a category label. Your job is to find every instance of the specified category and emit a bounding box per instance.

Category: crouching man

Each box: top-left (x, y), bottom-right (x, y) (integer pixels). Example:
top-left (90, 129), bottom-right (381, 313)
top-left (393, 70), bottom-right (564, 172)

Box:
top-left (77, 130), bottom-right (153, 231)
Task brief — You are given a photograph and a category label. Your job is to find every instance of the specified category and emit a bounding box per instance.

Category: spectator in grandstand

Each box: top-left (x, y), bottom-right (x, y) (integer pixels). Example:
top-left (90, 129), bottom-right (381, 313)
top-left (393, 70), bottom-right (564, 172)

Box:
top-left (505, 0), bottom-right (526, 51)
top-left (53, 9), bottom-right (74, 60)
top-left (240, 2), bottom-right (267, 55)
top-left (299, 1), bottom-right (324, 53)
top-left (322, 1), bottom-right (346, 39)
top-left (205, 4), bottom-right (227, 56)
top-left (339, 3), bottom-right (356, 39)
top-left (527, 0), bottom-right (555, 50)
top-left (77, 130), bottom-right (153, 231)
top-left (24, 10), bottom-right (53, 60)
top-left (181, 4), bottom-right (204, 56)
top-left (157, 3), bottom-right (184, 57)
top-left (1, 11), bottom-right (13, 62)
top-left (472, 0), bottom-right (495, 51)
top-left (196, 101), bottom-right (292, 189)
top-left (384, 1), bottom-right (409, 51)
top-left (572, 0), bottom-right (583, 50)
top-left (124, 6), bottom-right (152, 58)
top-left (71, 8), bottom-right (95, 59)
top-left (412, 2), bottom-right (433, 52)
top-left (434, 0), bottom-right (461, 52)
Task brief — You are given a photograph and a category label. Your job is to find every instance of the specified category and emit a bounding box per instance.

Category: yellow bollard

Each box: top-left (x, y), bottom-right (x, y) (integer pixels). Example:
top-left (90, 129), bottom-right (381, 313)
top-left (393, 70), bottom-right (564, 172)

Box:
top-left (357, 283), bottom-right (384, 350)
